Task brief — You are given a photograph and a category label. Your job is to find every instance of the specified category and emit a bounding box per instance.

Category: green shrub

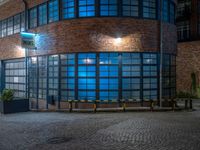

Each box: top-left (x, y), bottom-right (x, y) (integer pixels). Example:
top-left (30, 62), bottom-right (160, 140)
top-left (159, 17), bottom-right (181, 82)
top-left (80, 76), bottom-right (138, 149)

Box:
top-left (0, 89), bottom-right (14, 101)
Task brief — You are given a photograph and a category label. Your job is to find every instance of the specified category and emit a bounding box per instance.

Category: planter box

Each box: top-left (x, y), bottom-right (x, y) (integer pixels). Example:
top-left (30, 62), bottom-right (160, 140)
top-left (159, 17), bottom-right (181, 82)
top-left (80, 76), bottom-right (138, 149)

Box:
top-left (0, 99), bottom-right (29, 114)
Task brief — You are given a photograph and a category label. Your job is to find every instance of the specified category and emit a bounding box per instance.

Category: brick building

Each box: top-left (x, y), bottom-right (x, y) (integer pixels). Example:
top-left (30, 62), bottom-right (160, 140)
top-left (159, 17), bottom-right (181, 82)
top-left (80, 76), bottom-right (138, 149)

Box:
top-left (0, 0), bottom-right (177, 110)
top-left (176, 0), bottom-right (200, 93)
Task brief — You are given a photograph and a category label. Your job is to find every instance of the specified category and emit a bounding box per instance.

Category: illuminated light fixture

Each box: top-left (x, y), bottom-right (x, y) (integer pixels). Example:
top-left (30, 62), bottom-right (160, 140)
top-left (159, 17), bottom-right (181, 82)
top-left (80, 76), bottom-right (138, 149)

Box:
top-left (20, 32), bottom-right (37, 37)
top-left (114, 37), bottom-right (122, 45)
top-left (31, 57), bottom-right (37, 64)
top-left (84, 58), bottom-right (92, 64)
top-left (20, 32), bottom-right (37, 49)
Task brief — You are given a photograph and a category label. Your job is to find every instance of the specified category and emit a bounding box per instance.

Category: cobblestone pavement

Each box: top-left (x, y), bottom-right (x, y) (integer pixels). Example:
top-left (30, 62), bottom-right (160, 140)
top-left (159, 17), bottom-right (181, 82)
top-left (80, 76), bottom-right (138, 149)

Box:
top-left (0, 110), bottom-right (200, 150)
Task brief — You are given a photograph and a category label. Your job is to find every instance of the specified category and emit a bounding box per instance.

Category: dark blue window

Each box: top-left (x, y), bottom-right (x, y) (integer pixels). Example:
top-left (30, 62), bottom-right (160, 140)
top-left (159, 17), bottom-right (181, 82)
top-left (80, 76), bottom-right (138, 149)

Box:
top-left (62, 0), bottom-right (75, 19)
top-left (122, 78), bottom-right (140, 100)
top-left (143, 53), bottom-right (157, 65)
top-left (61, 54), bottom-right (75, 100)
top-left (38, 56), bottom-right (47, 99)
top-left (143, 0), bottom-right (156, 19)
top-left (78, 0), bottom-right (95, 17)
top-left (48, 55), bottom-right (59, 99)
top-left (162, 0), bottom-right (169, 22)
top-left (13, 14), bottom-right (20, 34)
top-left (39, 4), bottom-right (47, 26)
top-left (122, 0), bottom-right (139, 17)
top-left (29, 7), bottom-right (38, 28)
top-left (2, 19), bottom-right (7, 37)
top-left (21, 12), bottom-right (25, 32)
top-left (7, 17), bottom-right (13, 35)
top-left (99, 53), bottom-right (119, 100)
top-left (142, 53), bottom-right (157, 100)
top-left (170, 2), bottom-right (175, 24)
top-left (48, 0), bottom-right (59, 23)
top-left (78, 53), bottom-right (96, 100)
top-left (122, 53), bottom-right (141, 100)
top-left (122, 53), bottom-right (141, 64)
top-left (100, 0), bottom-right (118, 16)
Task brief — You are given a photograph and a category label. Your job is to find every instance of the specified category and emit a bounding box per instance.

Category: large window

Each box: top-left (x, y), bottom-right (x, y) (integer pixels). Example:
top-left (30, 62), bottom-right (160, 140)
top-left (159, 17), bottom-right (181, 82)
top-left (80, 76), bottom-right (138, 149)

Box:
top-left (7, 17), bottom-right (13, 36)
top-left (78, 0), bottom-right (95, 17)
top-left (177, 21), bottom-right (190, 41)
top-left (122, 0), bottom-right (139, 17)
top-left (162, 0), bottom-right (169, 22)
top-left (48, 0), bottom-right (59, 23)
top-left (1, 20), bottom-right (7, 37)
top-left (62, 0), bottom-right (75, 19)
top-left (29, 57), bottom-right (38, 99)
top-left (61, 54), bottom-right (75, 100)
top-left (5, 59), bottom-right (26, 98)
top-left (142, 53), bottom-right (158, 100)
top-left (122, 53), bottom-right (141, 100)
top-left (169, 2), bottom-right (175, 24)
top-left (21, 12), bottom-right (25, 32)
top-left (99, 53), bottom-right (119, 100)
top-left (29, 7), bottom-right (38, 28)
top-left (13, 14), bottom-right (20, 34)
top-left (0, 0), bottom-right (176, 38)
top-left (48, 55), bottom-right (59, 100)
top-left (39, 4), bottom-right (47, 26)
top-left (143, 0), bottom-right (156, 19)
top-left (177, 0), bottom-right (191, 18)
top-left (38, 56), bottom-right (47, 99)
top-left (78, 53), bottom-right (96, 100)
top-left (100, 0), bottom-right (118, 16)
top-left (2, 52), bottom-right (175, 109)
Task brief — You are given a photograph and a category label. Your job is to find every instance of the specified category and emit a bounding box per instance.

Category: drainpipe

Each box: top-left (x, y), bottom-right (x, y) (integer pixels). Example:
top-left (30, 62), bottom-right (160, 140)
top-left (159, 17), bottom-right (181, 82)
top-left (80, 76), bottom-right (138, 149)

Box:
top-left (22, 0), bottom-right (28, 99)
top-left (159, 0), bottom-right (163, 107)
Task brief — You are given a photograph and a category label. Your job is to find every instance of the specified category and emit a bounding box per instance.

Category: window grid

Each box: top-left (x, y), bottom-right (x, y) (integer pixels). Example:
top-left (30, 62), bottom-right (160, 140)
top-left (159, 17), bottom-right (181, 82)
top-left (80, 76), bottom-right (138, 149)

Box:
top-left (162, 0), bottom-right (169, 22)
top-left (122, 53), bottom-right (141, 100)
top-left (29, 7), bottom-right (38, 29)
top-left (100, 0), bottom-right (118, 16)
top-left (48, 0), bottom-right (59, 23)
top-left (169, 2), bottom-right (175, 24)
top-left (78, 0), bottom-right (95, 17)
top-left (2, 53), bottom-right (175, 102)
top-left (48, 55), bottom-right (59, 99)
top-left (177, 21), bottom-right (190, 41)
top-left (29, 57), bottom-right (38, 99)
top-left (122, 0), bottom-right (139, 17)
top-left (5, 59), bottom-right (26, 98)
top-left (142, 53), bottom-right (158, 100)
top-left (14, 14), bottom-right (21, 34)
top-left (143, 0), bottom-right (156, 19)
top-left (78, 53), bottom-right (96, 100)
top-left (61, 54), bottom-right (75, 100)
top-left (38, 56), bottom-right (47, 99)
top-left (99, 53), bottom-right (119, 100)
top-left (62, 0), bottom-right (75, 19)
top-left (39, 4), bottom-right (47, 26)
top-left (0, 0), bottom-right (176, 39)
top-left (7, 17), bottom-right (13, 36)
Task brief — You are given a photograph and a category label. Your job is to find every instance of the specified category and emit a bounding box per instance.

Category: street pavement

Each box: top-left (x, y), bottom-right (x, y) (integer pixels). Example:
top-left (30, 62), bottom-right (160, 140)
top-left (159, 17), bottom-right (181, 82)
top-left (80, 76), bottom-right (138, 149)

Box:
top-left (0, 105), bottom-right (200, 150)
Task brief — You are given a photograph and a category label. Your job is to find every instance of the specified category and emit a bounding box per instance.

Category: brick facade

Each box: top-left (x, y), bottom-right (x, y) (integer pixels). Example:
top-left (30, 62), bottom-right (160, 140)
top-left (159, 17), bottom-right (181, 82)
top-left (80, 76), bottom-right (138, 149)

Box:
top-left (177, 41), bottom-right (200, 92)
top-left (0, 0), bottom-right (177, 60)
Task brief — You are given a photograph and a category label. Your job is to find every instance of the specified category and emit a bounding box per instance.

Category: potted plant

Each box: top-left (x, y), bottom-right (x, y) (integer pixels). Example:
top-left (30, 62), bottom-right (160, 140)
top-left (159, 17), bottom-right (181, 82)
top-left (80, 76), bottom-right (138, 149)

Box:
top-left (0, 89), bottom-right (29, 114)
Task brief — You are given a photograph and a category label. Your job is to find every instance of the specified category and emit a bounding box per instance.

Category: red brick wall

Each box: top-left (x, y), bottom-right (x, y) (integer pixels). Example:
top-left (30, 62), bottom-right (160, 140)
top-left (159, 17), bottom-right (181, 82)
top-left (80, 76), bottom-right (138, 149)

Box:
top-left (0, 0), bottom-right (177, 60)
top-left (177, 40), bottom-right (200, 92)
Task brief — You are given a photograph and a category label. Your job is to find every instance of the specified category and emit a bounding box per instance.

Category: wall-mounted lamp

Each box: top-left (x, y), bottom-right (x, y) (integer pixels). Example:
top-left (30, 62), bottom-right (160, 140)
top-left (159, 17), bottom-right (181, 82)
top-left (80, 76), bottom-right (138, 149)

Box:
top-left (114, 37), bottom-right (122, 45)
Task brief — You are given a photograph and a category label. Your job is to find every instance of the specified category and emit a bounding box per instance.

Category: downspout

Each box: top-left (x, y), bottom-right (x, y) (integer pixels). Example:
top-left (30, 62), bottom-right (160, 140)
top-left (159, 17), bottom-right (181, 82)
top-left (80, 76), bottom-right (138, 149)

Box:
top-left (22, 0), bottom-right (29, 99)
top-left (159, 0), bottom-right (163, 107)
